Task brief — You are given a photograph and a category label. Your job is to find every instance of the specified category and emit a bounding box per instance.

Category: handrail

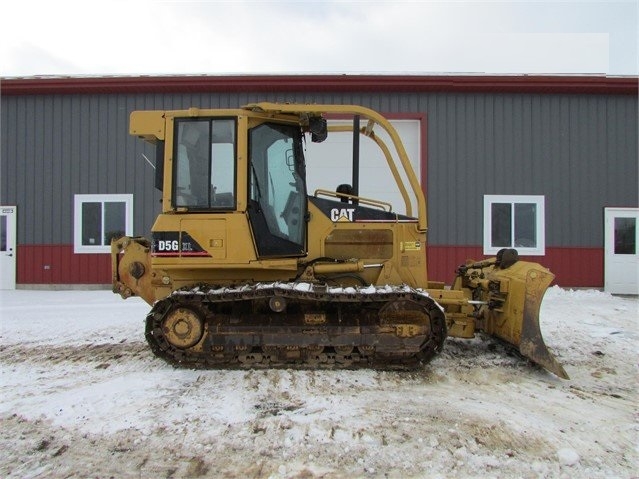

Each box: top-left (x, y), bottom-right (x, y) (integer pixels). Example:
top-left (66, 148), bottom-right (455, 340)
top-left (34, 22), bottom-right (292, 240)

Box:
top-left (313, 189), bottom-right (392, 212)
top-left (327, 124), bottom-right (413, 217)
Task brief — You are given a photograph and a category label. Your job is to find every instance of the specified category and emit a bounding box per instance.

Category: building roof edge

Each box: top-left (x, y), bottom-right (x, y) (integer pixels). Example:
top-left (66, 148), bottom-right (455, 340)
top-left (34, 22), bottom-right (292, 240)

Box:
top-left (1, 73), bottom-right (637, 96)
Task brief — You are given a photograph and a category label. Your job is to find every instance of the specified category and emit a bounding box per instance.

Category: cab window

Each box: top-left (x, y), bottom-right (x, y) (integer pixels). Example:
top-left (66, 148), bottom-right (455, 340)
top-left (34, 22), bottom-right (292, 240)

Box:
top-left (173, 118), bottom-right (236, 209)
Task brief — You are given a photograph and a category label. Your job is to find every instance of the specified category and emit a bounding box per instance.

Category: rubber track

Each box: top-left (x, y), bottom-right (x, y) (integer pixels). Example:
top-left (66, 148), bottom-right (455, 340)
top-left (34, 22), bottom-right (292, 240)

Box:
top-left (145, 282), bottom-right (447, 370)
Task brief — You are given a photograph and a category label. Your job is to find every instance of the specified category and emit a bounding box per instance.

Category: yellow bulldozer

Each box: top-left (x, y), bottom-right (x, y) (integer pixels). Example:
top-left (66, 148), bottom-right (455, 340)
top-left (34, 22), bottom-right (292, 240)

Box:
top-left (112, 102), bottom-right (568, 379)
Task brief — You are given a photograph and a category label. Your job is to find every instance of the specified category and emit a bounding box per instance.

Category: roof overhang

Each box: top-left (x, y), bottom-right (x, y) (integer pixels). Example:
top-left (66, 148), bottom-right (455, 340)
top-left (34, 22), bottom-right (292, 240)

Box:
top-left (1, 74), bottom-right (637, 96)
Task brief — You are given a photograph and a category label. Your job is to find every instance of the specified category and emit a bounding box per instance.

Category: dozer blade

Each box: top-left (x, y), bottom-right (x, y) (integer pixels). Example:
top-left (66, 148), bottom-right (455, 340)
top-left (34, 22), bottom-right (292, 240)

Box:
top-left (482, 261), bottom-right (569, 379)
top-left (518, 268), bottom-right (569, 379)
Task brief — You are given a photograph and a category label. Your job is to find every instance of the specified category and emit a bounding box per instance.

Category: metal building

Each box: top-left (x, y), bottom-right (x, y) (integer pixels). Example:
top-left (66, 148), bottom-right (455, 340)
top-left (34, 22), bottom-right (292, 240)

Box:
top-left (1, 75), bottom-right (637, 291)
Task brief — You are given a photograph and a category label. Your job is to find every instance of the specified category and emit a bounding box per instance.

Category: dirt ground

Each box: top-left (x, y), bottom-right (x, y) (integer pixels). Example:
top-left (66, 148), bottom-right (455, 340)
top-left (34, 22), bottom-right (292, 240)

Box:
top-left (0, 288), bottom-right (637, 478)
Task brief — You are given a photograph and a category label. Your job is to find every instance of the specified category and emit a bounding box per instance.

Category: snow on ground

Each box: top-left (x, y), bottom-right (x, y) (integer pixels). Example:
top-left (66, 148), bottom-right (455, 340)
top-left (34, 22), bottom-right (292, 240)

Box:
top-left (0, 287), bottom-right (637, 478)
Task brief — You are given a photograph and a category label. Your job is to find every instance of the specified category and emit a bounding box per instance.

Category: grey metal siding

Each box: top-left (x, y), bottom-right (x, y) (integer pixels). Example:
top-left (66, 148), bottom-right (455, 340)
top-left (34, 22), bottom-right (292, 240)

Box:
top-left (424, 92), bottom-right (638, 246)
top-left (1, 89), bottom-right (637, 250)
top-left (1, 94), bottom-right (163, 244)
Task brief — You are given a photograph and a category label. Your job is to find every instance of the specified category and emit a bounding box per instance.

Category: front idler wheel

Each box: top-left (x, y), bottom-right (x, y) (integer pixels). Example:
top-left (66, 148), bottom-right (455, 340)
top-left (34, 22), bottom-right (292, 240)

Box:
top-left (162, 307), bottom-right (204, 349)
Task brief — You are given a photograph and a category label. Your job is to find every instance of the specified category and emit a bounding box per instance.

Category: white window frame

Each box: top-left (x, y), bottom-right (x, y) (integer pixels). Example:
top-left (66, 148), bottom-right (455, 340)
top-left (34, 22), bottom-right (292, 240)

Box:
top-left (74, 194), bottom-right (133, 253)
top-left (483, 194), bottom-right (545, 256)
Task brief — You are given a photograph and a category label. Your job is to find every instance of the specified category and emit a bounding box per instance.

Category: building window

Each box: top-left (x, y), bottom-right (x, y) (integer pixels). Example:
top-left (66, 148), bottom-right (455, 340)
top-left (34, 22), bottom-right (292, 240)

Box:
top-left (614, 217), bottom-right (637, 255)
top-left (483, 195), bottom-right (545, 256)
top-left (74, 194), bottom-right (133, 253)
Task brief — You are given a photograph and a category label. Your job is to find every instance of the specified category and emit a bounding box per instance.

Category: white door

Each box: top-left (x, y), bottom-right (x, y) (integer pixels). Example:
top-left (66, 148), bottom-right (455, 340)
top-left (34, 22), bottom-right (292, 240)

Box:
top-left (0, 206), bottom-right (17, 290)
top-left (604, 207), bottom-right (639, 294)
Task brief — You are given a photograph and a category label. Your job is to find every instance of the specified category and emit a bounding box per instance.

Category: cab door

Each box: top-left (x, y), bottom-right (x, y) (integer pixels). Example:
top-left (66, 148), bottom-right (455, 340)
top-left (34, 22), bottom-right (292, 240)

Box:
top-left (247, 122), bottom-right (307, 257)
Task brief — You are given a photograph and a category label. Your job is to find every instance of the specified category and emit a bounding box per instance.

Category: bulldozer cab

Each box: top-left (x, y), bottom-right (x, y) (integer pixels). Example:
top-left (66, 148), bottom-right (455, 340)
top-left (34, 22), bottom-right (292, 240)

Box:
top-left (132, 103), bottom-right (428, 267)
top-left (170, 115), bottom-right (309, 258)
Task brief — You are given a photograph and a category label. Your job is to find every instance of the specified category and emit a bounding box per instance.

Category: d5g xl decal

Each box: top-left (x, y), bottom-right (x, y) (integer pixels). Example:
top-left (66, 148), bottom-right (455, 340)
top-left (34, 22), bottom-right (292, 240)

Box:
top-left (152, 232), bottom-right (210, 257)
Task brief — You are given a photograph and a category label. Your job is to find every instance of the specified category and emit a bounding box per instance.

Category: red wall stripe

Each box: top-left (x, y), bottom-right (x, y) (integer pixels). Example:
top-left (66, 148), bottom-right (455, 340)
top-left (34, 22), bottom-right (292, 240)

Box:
top-left (542, 247), bottom-right (603, 288)
top-left (427, 245), bottom-right (603, 287)
top-left (427, 245), bottom-right (485, 285)
top-left (17, 245), bottom-right (111, 284)
top-left (18, 244), bottom-right (603, 287)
